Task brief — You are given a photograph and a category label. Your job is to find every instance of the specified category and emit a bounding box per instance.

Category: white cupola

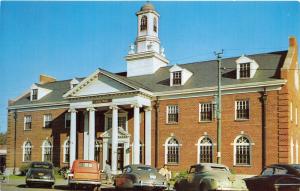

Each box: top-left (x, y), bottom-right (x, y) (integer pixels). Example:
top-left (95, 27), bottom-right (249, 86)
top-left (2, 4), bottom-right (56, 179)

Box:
top-left (126, 2), bottom-right (169, 77)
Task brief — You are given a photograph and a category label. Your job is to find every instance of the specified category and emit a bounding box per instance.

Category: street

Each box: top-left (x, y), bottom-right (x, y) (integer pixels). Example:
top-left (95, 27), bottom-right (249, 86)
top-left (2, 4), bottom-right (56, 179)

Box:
top-left (0, 178), bottom-right (115, 191)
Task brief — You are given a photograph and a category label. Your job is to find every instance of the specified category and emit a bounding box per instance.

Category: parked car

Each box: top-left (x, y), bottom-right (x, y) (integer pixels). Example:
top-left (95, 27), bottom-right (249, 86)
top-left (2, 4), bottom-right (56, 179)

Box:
top-left (68, 159), bottom-right (101, 191)
top-left (174, 163), bottom-right (248, 191)
top-left (25, 161), bottom-right (55, 188)
top-left (245, 164), bottom-right (300, 191)
top-left (114, 164), bottom-right (167, 190)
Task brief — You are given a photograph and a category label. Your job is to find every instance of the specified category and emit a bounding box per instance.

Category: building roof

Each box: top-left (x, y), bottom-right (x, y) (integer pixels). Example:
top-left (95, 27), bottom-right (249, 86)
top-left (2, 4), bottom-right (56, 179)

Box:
top-left (9, 50), bottom-right (287, 107)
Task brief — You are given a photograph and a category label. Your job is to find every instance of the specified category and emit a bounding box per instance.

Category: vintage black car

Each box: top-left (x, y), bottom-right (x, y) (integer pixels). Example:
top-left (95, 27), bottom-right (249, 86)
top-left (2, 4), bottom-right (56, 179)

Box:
top-left (114, 164), bottom-right (167, 191)
top-left (245, 164), bottom-right (300, 191)
top-left (25, 161), bottom-right (55, 188)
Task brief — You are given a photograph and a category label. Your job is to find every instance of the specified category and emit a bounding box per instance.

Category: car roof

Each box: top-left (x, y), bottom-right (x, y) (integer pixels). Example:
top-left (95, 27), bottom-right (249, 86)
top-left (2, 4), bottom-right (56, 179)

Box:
top-left (31, 161), bottom-right (53, 165)
top-left (266, 164), bottom-right (300, 175)
top-left (191, 163), bottom-right (229, 168)
top-left (124, 164), bottom-right (154, 169)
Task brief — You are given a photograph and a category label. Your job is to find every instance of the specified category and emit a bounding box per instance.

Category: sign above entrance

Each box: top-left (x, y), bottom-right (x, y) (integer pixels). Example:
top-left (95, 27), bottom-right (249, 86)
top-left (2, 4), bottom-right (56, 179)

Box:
top-left (93, 99), bottom-right (112, 104)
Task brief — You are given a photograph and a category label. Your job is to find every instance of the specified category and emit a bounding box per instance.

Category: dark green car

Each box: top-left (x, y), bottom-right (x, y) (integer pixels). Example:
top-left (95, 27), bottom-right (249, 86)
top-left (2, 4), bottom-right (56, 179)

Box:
top-left (174, 163), bottom-right (248, 191)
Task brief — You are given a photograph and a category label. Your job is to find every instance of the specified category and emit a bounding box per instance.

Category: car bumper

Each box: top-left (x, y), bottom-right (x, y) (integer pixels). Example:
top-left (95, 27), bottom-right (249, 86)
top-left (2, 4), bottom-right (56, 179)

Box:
top-left (69, 179), bottom-right (101, 185)
top-left (216, 187), bottom-right (248, 191)
top-left (26, 178), bottom-right (55, 184)
top-left (133, 182), bottom-right (167, 188)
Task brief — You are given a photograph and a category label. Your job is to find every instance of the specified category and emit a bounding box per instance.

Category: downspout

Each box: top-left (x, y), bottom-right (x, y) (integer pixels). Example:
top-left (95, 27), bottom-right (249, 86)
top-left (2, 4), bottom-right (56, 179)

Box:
top-left (154, 97), bottom-right (160, 168)
top-left (261, 88), bottom-right (267, 168)
top-left (13, 110), bottom-right (17, 175)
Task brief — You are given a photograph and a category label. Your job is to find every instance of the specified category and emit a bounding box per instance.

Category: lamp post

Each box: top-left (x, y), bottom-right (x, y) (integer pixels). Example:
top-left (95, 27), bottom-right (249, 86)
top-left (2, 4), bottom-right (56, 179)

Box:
top-left (214, 50), bottom-right (223, 164)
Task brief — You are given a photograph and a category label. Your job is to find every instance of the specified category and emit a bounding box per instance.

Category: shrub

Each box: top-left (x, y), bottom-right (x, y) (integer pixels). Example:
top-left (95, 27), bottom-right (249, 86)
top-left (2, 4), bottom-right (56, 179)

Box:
top-left (19, 164), bottom-right (30, 175)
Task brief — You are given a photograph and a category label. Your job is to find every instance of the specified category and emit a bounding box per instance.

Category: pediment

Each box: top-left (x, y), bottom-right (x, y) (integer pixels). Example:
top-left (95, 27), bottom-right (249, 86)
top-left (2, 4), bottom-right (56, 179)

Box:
top-left (76, 75), bottom-right (133, 96)
top-left (63, 69), bottom-right (136, 98)
top-left (101, 127), bottom-right (130, 139)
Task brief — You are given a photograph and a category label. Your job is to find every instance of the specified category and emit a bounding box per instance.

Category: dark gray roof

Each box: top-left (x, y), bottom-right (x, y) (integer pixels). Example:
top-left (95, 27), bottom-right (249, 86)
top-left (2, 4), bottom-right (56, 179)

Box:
top-left (128, 51), bottom-right (287, 92)
top-left (9, 51), bottom-right (287, 107)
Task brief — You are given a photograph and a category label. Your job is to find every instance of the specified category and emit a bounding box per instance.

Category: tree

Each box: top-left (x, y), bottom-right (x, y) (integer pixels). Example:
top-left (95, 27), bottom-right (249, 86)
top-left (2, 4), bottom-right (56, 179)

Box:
top-left (0, 132), bottom-right (7, 145)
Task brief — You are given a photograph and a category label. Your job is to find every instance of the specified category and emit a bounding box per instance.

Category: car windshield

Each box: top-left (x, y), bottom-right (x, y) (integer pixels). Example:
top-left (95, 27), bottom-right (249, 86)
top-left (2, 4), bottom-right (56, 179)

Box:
top-left (136, 166), bottom-right (156, 172)
top-left (31, 163), bottom-right (52, 169)
top-left (210, 166), bottom-right (229, 172)
top-left (79, 162), bottom-right (93, 168)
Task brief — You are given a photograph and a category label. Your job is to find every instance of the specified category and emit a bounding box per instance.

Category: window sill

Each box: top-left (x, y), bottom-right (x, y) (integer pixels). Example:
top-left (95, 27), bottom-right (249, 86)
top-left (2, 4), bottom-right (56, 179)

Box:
top-left (234, 119), bottom-right (250, 122)
top-left (166, 123), bottom-right (179, 125)
top-left (24, 129), bottom-right (32, 131)
top-left (199, 121), bottom-right (213, 123)
top-left (166, 163), bottom-right (179, 166)
top-left (233, 164), bottom-right (252, 167)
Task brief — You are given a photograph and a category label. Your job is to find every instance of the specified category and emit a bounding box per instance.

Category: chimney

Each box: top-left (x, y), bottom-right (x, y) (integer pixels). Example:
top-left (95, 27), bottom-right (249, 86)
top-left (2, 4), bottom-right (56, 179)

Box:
top-left (39, 74), bottom-right (56, 84)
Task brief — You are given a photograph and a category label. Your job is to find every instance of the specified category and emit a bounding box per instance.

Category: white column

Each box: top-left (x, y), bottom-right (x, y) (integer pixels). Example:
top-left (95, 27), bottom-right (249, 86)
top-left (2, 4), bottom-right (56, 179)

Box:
top-left (145, 107), bottom-right (152, 165)
top-left (124, 141), bottom-right (130, 166)
top-left (110, 105), bottom-right (118, 174)
top-left (83, 112), bottom-right (89, 160)
top-left (69, 108), bottom-right (77, 167)
top-left (132, 104), bottom-right (140, 164)
top-left (102, 139), bottom-right (108, 170)
top-left (88, 107), bottom-right (95, 160)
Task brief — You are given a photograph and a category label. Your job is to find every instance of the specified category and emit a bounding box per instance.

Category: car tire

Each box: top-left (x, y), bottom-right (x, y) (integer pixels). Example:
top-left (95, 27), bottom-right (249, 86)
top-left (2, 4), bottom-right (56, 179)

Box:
top-left (199, 183), bottom-right (209, 191)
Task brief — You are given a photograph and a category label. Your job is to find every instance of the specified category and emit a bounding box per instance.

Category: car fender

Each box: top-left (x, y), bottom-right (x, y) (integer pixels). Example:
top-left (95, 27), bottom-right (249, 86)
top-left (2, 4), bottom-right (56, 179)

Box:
top-left (199, 177), bottom-right (217, 190)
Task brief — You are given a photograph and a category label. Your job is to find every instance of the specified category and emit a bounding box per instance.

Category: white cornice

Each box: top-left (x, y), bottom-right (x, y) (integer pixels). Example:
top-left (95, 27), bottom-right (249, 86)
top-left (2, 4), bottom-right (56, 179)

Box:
top-left (153, 80), bottom-right (287, 97)
top-left (125, 51), bottom-right (169, 64)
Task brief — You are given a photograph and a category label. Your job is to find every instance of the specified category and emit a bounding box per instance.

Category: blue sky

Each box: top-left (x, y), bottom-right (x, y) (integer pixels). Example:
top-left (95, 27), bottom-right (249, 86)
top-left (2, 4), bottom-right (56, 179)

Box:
top-left (0, 1), bottom-right (299, 132)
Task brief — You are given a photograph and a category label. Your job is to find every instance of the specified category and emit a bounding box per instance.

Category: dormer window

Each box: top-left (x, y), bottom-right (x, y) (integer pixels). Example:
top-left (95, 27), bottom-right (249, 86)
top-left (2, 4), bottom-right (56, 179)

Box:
top-left (140, 16), bottom-right (147, 31)
top-left (173, 71), bottom-right (182, 85)
top-left (240, 63), bottom-right (250, 78)
top-left (31, 89), bottom-right (38, 101)
top-left (169, 65), bottom-right (193, 87)
top-left (236, 55), bottom-right (259, 79)
top-left (70, 78), bottom-right (80, 89)
top-left (153, 17), bottom-right (157, 32)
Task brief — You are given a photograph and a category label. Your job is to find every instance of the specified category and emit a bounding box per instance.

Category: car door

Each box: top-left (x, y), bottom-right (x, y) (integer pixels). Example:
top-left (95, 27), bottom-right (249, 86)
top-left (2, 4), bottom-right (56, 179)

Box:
top-left (251, 167), bottom-right (274, 190)
top-left (186, 167), bottom-right (196, 191)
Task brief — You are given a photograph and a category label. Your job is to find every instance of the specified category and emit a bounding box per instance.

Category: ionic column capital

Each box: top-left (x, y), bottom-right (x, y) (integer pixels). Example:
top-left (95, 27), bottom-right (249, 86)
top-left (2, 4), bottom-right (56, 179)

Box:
top-left (144, 106), bottom-right (152, 112)
top-left (87, 107), bottom-right (96, 112)
top-left (68, 108), bottom-right (77, 113)
top-left (131, 103), bottom-right (142, 108)
top-left (109, 105), bottom-right (119, 110)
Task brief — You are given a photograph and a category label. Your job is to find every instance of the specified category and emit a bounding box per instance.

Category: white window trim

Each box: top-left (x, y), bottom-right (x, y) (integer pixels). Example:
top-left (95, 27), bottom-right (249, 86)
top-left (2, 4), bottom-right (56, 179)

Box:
top-left (235, 100), bottom-right (250, 120)
top-left (296, 107), bottom-right (298, 126)
top-left (291, 137), bottom-right (294, 164)
top-left (199, 103), bottom-right (213, 122)
top-left (164, 137), bottom-right (181, 165)
top-left (166, 105), bottom-right (179, 124)
top-left (41, 140), bottom-right (52, 162)
top-left (296, 140), bottom-right (299, 164)
top-left (233, 135), bottom-right (254, 166)
top-left (197, 136), bottom-right (213, 164)
top-left (65, 113), bottom-right (71, 129)
top-left (31, 89), bottom-right (38, 101)
top-left (24, 115), bottom-right (32, 131)
top-left (62, 138), bottom-right (70, 163)
top-left (22, 140), bottom-right (32, 162)
top-left (104, 111), bottom-right (128, 131)
top-left (291, 102), bottom-right (293, 122)
top-left (43, 114), bottom-right (52, 128)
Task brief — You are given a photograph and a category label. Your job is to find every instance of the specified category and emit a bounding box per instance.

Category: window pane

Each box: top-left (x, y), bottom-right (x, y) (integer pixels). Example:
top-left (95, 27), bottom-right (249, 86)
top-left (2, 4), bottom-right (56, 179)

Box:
top-left (200, 103), bottom-right (213, 121)
top-left (236, 100), bottom-right (249, 120)
top-left (173, 71), bottom-right (182, 85)
top-left (167, 105), bottom-right (179, 123)
top-left (199, 137), bottom-right (213, 163)
top-left (235, 136), bottom-right (251, 165)
top-left (240, 63), bottom-right (250, 78)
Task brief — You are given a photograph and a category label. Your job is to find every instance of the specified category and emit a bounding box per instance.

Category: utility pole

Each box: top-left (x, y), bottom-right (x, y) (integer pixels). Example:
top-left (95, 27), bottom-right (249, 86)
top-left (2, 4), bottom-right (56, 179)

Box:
top-left (13, 110), bottom-right (17, 175)
top-left (214, 50), bottom-right (223, 164)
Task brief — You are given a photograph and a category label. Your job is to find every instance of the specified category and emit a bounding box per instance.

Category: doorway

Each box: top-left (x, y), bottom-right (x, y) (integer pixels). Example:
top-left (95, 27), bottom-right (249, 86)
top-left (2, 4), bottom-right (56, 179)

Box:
top-left (108, 143), bottom-right (124, 170)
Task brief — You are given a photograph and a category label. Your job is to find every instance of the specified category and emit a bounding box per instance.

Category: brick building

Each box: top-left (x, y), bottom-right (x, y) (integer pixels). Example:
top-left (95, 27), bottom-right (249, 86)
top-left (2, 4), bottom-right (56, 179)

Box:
top-left (6, 3), bottom-right (300, 175)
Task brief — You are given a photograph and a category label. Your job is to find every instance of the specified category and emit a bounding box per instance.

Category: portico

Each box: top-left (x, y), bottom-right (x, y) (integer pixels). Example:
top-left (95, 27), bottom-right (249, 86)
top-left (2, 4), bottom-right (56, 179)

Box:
top-left (63, 69), bottom-right (153, 174)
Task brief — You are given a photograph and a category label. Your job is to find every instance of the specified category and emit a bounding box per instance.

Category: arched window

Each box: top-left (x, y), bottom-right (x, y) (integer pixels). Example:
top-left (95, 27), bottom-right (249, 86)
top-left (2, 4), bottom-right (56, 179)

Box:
top-left (234, 136), bottom-right (251, 165)
top-left (42, 140), bottom-right (52, 162)
top-left (95, 140), bottom-right (101, 163)
top-left (153, 17), bottom-right (157, 32)
top-left (198, 136), bottom-right (213, 163)
top-left (23, 141), bottom-right (32, 162)
top-left (165, 137), bottom-right (180, 164)
top-left (63, 139), bottom-right (70, 163)
top-left (140, 16), bottom-right (147, 31)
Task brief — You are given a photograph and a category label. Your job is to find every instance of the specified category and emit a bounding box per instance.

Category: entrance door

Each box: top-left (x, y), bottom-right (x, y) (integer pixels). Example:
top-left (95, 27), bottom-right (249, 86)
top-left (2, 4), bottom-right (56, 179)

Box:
top-left (108, 143), bottom-right (124, 170)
